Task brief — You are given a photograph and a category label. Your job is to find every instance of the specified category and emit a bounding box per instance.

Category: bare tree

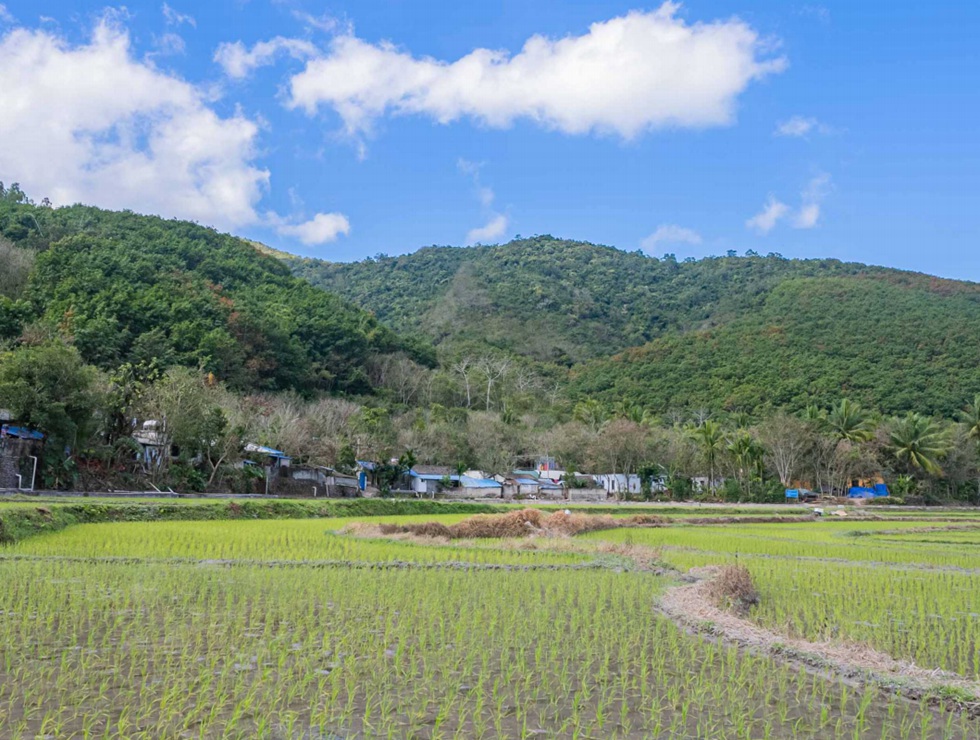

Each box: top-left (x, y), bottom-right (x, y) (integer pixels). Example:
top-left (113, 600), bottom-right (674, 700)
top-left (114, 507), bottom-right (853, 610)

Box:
top-left (452, 358), bottom-right (475, 408)
top-left (759, 413), bottom-right (812, 487)
top-left (373, 353), bottom-right (429, 405)
top-left (477, 355), bottom-right (510, 411)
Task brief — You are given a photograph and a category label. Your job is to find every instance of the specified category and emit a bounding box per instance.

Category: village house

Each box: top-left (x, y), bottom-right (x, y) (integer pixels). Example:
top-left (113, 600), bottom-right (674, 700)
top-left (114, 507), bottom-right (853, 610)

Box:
top-left (242, 443), bottom-right (291, 494)
top-left (409, 465), bottom-right (454, 496)
top-left (288, 465), bottom-right (360, 497)
top-left (0, 410), bottom-right (43, 491)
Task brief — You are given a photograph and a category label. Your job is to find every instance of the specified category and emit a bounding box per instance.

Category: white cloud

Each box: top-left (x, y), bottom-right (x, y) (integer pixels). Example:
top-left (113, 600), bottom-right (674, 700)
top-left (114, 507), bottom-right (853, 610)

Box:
top-left (747, 173), bottom-right (831, 233)
top-left (774, 115), bottom-right (831, 138)
top-left (0, 19), bottom-right (347, 243)
top-left (466, 214), bottom-right (509, 244)
top-left (794, 203), bottom-right (820, 229)
top-left (292, 11), bottom-right (349, 35)
top-left (0, 22), bottom-right (271, 230)
top-left (793, 173), bottom-right (831, 229)
top-left (287, 3), bottom-right (786, 141)
top-left (746, 196), bottom-right (790, 234)
top-left (457, 157), bottom-right (495, 206)
top-left (458, 158), bottom-right (507, 240)
top-left (162, 3), bottom-right (195, 28)
top-left (215, 36), bottom-right (318, 79)
top-left (153, 31), bottom-right (186, 56)
top-left (0, 4), bottom-right (15, 25)
top-left (641, 224), bottom-right (702, 251)
top-left (276, 212), bottom-right (350, 245)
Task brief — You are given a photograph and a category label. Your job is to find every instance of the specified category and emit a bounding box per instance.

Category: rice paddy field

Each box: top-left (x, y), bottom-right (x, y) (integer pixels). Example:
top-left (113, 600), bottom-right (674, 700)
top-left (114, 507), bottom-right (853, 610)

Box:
top-left (2, 500), bottom-right (980, 738)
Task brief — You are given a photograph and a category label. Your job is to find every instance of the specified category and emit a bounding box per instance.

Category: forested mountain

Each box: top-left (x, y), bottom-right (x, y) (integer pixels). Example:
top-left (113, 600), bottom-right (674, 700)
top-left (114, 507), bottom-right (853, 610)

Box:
top-left (0, 186), bottom-right (432, 394)
top-left (291, 236), bottom-right (980, 415)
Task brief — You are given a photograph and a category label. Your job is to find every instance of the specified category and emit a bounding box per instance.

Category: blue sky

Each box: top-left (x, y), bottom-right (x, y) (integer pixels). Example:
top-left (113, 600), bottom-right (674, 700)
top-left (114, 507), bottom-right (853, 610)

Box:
top-left (0, 2), bottom-right (978, 280)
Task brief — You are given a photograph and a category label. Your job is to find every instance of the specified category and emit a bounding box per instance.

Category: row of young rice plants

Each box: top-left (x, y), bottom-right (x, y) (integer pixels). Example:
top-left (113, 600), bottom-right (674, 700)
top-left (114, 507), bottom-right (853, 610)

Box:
top-left (4, 518), bottom-right (589, 567)
top-left (1, 554), bottom-right (975, 739)
top-left (585, 520), bottom-right (980, 570)
top-left (746, 558), bottom-right (980, 678)
top-left (585, 520), bottom-right (980, 680)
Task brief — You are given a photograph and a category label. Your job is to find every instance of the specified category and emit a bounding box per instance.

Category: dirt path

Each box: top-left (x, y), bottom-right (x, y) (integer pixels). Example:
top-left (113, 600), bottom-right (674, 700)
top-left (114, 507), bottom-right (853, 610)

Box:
top-left (656, 566), bottom-right (980, 718)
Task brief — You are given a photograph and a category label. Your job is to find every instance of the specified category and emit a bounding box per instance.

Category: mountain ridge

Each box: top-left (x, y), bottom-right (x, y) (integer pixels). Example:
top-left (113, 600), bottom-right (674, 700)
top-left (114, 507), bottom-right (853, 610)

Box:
top-left (287, 236), bottom-right (980, 415)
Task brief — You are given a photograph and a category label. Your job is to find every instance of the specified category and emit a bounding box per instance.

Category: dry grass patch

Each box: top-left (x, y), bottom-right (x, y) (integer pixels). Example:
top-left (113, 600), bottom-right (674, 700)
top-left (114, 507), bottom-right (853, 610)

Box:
top-left (367, 508), bottom-right (667, 540)
top-left (706, 564), bottom-right (760, 614)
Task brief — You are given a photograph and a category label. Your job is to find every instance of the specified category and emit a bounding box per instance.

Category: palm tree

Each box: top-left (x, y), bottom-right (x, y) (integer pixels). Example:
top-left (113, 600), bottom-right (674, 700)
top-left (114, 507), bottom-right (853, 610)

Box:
top-left (826, 399), bottom-right (874, 442)
top-left (614, 400), bottom-right (647, 424)
top-left (726, 431), bottom-right (757, 497)
top-left (888, 413), bottom-right (947, 477)
top-left (959, 395), bottom-right (980, 444)
top-left (573, 399), bottom-right (607, 433)
top-left (958, 395), bottom-right (980, 500)
top-left (690, 420), bottom-right (724, 494)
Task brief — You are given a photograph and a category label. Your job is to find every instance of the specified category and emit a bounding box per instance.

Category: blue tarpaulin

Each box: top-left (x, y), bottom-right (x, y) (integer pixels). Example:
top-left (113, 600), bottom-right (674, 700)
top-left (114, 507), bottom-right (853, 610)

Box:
top-left (848, 483), bottom-right (889, 498)
top-left (1, 424), bottom-right (44, 441)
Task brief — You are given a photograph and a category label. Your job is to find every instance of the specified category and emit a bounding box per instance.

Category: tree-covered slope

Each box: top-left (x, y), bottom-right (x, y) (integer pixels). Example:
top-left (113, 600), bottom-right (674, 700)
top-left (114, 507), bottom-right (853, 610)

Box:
top-left (570, 276), bottom-right (980, 416)
top-left (0, 187), bottom-right (431, 394)
top-left (290, 235), bottom-right (980, 415)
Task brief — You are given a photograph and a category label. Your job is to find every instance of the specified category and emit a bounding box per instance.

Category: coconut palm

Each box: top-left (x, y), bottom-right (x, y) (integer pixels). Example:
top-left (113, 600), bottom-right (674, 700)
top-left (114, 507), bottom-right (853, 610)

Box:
top-left (726, 431), bottom-right (762, 497)
top-left (690, 420), bottom-right (724, 493)
top-left (888, 413), bottom-right (947, 476)
top-left (572, 399), bottom-right (607, 433)
top-left (959, 394), bottom-right (980, 445)
top-left (957, 395), bottom-right (980, 501)
top-left (826, 399), bottom-right (874, 443)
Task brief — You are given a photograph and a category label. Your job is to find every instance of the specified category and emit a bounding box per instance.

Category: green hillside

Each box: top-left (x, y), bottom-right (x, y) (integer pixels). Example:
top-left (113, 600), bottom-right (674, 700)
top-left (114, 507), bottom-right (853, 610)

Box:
top-left (290, 236), bottom-right (980, 415)
top-left (0, 186), bottom-right (431, 394)
top-left (571, 276), bottom-right (980, 416)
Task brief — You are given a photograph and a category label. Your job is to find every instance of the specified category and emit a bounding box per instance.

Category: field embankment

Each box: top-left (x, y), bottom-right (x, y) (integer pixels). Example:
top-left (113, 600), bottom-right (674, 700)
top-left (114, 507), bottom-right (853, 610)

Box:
top-left (0, 498), bottom-right (499, 545)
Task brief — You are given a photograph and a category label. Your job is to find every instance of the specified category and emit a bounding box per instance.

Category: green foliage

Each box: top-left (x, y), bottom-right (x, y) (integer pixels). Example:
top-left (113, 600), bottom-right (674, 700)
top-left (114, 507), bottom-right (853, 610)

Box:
top-left (571, 277), bottom-right (980, 416)
top-left (291, 237), bottom-right (980, 416)
top-left (888, 413), bottom-right (948, 476)
top-left (292, 237), bottom-right (881, 365)
top-left (0, 341), bottom-right (99, 447)
top-left (0, 191), bottom-right (430, 394)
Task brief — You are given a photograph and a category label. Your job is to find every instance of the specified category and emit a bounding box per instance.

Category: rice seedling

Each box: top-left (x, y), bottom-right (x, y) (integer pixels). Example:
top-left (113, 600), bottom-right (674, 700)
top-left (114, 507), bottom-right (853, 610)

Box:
top-left (1, 511), bottom-right (978, 737)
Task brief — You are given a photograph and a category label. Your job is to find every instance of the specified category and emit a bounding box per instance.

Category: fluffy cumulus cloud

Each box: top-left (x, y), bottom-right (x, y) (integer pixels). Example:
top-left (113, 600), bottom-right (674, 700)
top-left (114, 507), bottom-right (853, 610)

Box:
top-left (286, 3), bottom-right (786, 140)
top-left (641, 223), bottom-right (702, 251)
top-left (275, 212), bottom-right (351, 245)
top-left (0, 20), bottom-right (347, 243)
top-left (466, 214), bottom-right (509, 245)
top-left (215, 36), bottom-right (318, 80)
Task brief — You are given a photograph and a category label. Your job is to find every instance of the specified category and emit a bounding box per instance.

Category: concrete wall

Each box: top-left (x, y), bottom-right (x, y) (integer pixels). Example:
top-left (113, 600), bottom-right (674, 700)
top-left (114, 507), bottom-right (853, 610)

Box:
top-left (567, 488), bottom-right (608, 503)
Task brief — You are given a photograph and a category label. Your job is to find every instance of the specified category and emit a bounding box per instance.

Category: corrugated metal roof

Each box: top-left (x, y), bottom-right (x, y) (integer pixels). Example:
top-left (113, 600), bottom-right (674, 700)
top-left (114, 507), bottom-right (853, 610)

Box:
top-left (411, 472), bottom-right (460, 481)
top-left (244, 442), bottom-right (289, 459)
top-left (1, 424), bottom-right (44, 440)
top-left (459, 476), bottom-right (502, 488)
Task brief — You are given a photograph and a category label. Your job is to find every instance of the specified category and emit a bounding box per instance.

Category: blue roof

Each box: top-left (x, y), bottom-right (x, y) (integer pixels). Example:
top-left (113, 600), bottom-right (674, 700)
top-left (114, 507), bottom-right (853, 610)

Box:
top-left (460, 476), bottom-right (501, 488)
top-left (411, 472), bottom-right (461, 481)
top-left (512, 477), bottom-right (539, 485)
top-left (245, 443), bottom-right (289, 459)
top-left (356, 460), bottom-right (377, 471)
top-left (1, 424), bottom-right (44, 440)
